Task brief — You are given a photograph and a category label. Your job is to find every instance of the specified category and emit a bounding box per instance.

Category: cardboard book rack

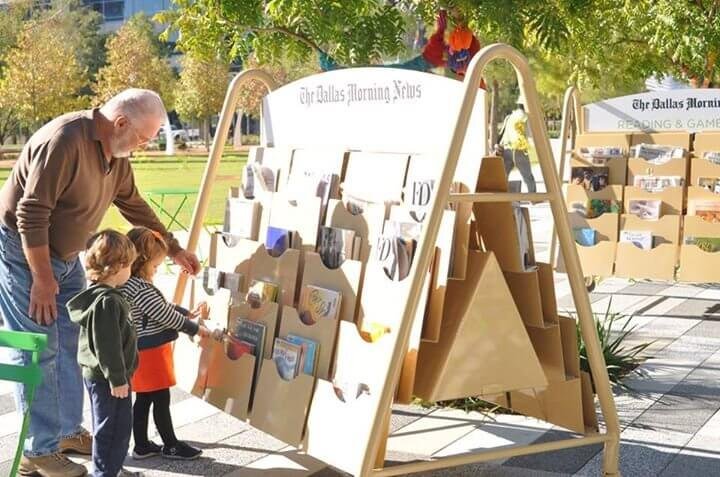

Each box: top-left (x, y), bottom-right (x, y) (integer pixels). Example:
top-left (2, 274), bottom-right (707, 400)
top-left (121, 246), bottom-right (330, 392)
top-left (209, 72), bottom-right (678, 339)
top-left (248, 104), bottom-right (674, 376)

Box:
top-left (172, 51), bottom-right (620, 477)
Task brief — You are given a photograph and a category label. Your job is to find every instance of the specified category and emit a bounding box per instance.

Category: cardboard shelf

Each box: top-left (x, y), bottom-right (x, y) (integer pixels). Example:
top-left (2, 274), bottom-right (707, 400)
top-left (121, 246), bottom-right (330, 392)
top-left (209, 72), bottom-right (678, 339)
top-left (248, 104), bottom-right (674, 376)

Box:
top-left (614, 242), bottom-right (677, 281)
top-left (231, 302), bottom-right (280, 360)
top-left (623, 186), bottom-right (684, 216)
top-left (204, 340), bottom-right (255, 420)
top-left (278, 306), bottom-right (340, 382)
top-left (414, 250), bottom-right (547, 401)
top-left (250, 358), bottom-right (316, 447)
top-left (301, 252), bottom-right (362, 324)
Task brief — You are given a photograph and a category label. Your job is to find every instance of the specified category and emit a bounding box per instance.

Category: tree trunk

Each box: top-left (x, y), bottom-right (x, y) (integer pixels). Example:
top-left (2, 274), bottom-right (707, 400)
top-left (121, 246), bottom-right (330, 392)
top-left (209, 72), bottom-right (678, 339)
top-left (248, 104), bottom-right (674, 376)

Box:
top-left (204, 117), bottom-right (210, 151)
top-left (233, 111), bottom-right (243, 150)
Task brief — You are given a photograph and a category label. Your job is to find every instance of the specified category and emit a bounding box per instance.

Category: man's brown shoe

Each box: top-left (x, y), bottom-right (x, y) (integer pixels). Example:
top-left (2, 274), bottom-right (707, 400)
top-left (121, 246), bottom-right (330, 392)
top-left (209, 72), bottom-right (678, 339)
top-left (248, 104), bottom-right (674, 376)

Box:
top-left (18, 452), bottom-right (88, 477)
top-left (59, 428), bottom-right (93, 455)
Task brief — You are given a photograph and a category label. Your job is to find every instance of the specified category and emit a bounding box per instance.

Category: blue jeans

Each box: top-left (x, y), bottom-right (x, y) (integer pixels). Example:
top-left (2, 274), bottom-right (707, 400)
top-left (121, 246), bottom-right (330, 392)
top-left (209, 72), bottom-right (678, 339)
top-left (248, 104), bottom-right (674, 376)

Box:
top-left (85, 378), bottom-right (132, 477)
top-left (0, 224), bottom-right (86, 456)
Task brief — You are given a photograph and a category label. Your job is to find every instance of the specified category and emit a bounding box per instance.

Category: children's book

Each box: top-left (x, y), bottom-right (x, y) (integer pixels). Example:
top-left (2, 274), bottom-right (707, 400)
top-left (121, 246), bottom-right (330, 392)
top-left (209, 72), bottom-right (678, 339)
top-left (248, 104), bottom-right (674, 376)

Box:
top-left (246, 280), bottom-right (279, 308)
top-left (620, 230), bottom-right (653, 250)
top-left (265, 226), bottom-right (292, 257)
top-left (234, 319), bottom-right (267, 376)
top-left (628, 199), bottom-right (661, 220)
top-left (298, 285), bottom-right (342, 325)
top-left (226, 336), bottom-right (255, 360)
top-left (272, 338), bottom-right (303, 380)
top-left (316, 226), bottom-right (356, 268)
top-left (573, 227), bottom-right (596, 246)
top-left (223, 197), bottom-right (260, 241)
top-left (285, 334), bottom-right (319, 376)
top-left (685, 236), bottom-right (720, 253)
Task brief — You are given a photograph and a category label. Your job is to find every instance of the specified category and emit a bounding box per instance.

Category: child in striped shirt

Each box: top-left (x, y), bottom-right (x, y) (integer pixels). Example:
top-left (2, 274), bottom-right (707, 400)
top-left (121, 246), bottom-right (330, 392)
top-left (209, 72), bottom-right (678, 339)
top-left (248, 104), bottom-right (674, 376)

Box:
top-left (120, 227), bottom-right (209, 460)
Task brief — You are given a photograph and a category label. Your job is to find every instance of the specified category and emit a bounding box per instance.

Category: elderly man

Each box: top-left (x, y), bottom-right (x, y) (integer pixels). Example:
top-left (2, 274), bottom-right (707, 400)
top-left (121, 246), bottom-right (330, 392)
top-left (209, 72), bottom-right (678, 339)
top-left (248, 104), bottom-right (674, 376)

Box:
top-left (0, 89), bottom-right (200, 477)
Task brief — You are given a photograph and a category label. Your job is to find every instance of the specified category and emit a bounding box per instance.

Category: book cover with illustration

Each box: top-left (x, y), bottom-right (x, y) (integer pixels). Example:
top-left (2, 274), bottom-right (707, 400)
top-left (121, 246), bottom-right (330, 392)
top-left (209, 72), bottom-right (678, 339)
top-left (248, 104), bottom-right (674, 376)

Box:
top-left (572, 199), bottom-right (620, 218)
top-left (573, 227), bottom-right (596, 246)
top-left (226, 336), bottom-right (256, 361)
top-left (570, 166), bottom-right (609, 191)
top-left (272, 338), bottom-right (303, 380)
top-left (286, 168), bottom-right (338, 211)
top-left (628, 199), bottom-right (661, 220)
top-left (633, 175), bottom-right (683, 192)
top-left (246, 280), bottom-right (279, 307)
top-left (689, 200), bottom-right (720, 223)
top-left (685, 236), bottom-right (720, 253)
top-left (374, 233), bottom-right (416, 281)
top-left (578, 146), bottom-right (623, 163)
top-left (234, 319), bottom-right (267, 376)
top-left (703, 151), bottom-right (720, 165)
top-left (316, 226), bottom-right (356, 268)
top-left (631, 144), bottom-right (685, 164)
top-left (285, 334), bottom-right (319, 376)
top-left (298, 285), bottom-right (342, 325)
top-left (265, 226), bottom-right (292, 257)
top-left (203, 267), bottom-right (223, 295)
top-left (620, 230), bottom-right (653, 250)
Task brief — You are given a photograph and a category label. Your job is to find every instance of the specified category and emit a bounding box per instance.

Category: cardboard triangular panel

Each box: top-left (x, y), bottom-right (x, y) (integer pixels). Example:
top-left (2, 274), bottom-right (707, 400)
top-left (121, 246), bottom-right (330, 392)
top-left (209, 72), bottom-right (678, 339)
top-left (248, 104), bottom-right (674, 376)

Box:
top-left (510, 378), bottom-right (585, 434)
top-left (414, 250), bottom-right (547, 401)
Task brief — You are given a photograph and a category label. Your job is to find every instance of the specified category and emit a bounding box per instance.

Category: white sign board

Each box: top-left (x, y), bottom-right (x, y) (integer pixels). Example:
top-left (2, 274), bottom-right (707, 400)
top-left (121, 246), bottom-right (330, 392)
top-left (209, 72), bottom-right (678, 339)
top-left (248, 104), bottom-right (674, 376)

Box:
top-left (584, 89), bottom-right (720, 132)
top-left (261, 67), bottom-right (486, 157)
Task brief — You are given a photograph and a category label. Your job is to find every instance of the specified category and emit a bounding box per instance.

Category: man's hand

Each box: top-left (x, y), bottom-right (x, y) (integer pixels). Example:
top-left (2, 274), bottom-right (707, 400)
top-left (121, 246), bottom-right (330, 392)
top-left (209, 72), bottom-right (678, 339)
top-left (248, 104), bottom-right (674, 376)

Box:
top-left (111, 384), bottom-right (129, 399)
top-left (29, 275), bottom-right (59, 326)
top-left (172, 249), bottom-right (201, 275)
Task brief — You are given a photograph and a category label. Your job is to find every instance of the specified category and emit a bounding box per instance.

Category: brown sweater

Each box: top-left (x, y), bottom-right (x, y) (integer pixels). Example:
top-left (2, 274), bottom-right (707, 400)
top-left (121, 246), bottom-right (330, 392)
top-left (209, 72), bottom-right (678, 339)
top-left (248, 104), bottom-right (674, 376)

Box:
top-left (0, 109), bottom-right (180, 261)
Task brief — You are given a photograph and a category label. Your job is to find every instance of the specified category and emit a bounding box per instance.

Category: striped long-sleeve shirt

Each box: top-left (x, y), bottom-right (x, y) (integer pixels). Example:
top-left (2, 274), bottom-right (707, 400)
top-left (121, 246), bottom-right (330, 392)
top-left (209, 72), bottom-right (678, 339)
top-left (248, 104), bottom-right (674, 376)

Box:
top-left (120, 276), bottom-right (199, 350)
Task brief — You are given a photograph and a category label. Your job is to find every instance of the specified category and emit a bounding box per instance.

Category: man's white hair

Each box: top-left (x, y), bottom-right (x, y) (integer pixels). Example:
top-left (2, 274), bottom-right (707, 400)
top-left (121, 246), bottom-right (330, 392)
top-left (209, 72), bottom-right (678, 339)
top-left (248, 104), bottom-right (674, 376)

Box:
top-left (101, 88), bottom-right (167, 123)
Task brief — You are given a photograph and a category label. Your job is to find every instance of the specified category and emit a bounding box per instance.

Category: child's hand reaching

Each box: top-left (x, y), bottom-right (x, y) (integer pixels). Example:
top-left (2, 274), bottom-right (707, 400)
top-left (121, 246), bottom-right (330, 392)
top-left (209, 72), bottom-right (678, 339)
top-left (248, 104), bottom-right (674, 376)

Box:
top-left (111, 384), bottom-right (129, 399)
top-left (197, 325), bottom-right (211, 338)
top-left (190, 302), bottom-right (208, 320)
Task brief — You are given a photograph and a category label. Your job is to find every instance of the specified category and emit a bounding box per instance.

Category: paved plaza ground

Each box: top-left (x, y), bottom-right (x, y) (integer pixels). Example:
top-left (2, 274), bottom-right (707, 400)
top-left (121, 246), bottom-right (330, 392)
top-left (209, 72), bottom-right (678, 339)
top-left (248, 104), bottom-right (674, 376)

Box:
top-left (2, 167), bottom-right (720, 476)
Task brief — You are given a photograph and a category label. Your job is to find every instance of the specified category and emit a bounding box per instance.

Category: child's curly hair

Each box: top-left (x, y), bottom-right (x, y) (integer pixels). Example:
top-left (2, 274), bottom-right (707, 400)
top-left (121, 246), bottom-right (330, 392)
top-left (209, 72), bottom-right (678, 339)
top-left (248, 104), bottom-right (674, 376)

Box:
top-left (85, 230), bottom-right (137, 282)
top-left (126, 226), bottom-right (168, 281)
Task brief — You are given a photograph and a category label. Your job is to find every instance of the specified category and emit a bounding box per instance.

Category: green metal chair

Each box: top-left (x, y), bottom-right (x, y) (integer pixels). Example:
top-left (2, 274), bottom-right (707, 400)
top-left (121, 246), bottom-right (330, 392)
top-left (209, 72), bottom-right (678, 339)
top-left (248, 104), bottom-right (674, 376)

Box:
top-left (0, 329), bottom-right (47, 477)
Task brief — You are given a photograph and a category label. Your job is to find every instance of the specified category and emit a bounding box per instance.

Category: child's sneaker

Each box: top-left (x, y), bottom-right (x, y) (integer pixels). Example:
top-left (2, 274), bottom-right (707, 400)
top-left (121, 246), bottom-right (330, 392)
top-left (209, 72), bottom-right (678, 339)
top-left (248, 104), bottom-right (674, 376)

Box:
top-left (132, 441), bottom-right (162, 459)
top-left (161, 441), bottom-right (203, 460)
top-left (117, 469), bottom-right (144, 477)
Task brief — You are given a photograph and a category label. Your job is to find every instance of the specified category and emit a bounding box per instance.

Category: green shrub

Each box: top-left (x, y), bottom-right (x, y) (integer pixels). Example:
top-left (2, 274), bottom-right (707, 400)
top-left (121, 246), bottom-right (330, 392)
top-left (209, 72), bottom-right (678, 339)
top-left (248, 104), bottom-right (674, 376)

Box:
top-left (573, 299), bottom-right (652, 391)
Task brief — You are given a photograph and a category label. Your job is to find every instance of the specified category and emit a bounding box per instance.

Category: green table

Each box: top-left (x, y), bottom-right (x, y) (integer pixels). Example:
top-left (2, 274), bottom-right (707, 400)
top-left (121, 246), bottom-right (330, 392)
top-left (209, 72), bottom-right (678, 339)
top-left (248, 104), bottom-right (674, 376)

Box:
top-left (144, 187), bottom-right (198, 231)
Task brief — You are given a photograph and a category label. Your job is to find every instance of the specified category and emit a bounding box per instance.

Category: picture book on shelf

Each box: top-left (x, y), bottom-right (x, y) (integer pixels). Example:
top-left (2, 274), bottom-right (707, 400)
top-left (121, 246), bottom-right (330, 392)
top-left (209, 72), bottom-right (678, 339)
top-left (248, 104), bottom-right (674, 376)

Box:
top-left (631, 144), bottom-right (685, 164)
top-left (685, 236), bottom-right (720, 253)
top-left (633, 175), bottom-right (683, 192)
top-left (628, 199), bottom-right (661, 220)
top-left (374, 233), bottom-right (416, 281)
top-left (577, 146), bottom-right (623, 164)
top-left (513, 205), bottom-right (536, 270)
top-left (702, 151), bottom-right (720, 165)
top-left (246, 279), bottom-right (279, 307)
top-left (285, 334), bottom-right (319, 376)
top-left (316, 226), bottom-right (357, 268)
top-left (226, 336), bottom-right (255, 360)
top-left (234, 319), bottom-right (267, 376)
top-left (242, 162), bottom-right (277, 199)
top-left (571, 199), bottom-right (620, 218)
top-left (570, 166), bottom-right (609, 191)
top-left (286, 168), bottom-right (338, 212)
top-left (573, 227), bottom-right (596, 247)
top-left (223, 197), bottom-right (260, 241)
top-left (620, 230), bottom-right (653, 250)
top-left (272, 338), bottom-right (303, 380)
top-left (298, 284), bottom-right (342, 325)
top-left (405, 178), bottom-right (435, 219)
top-left (698, 177), bottom-right (720, 194)
top-left (265, 226), bottom-right (292, 257)
top-left (689, 200), bottom-right (720, 223)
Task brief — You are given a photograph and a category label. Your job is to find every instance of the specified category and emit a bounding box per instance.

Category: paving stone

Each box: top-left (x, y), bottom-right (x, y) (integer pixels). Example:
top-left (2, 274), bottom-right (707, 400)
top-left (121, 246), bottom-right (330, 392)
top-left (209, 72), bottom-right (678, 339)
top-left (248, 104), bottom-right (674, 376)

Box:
top-left (408, 463), bottom-right (571, 477)
top-left (0, 393), bottom-right (15, 416)
top-left (390, 404), bottom-right (434, 433)
top-left (684, 320), bottom-right (720, 340)
top-left (664, 299), bottom-right (720, 319)
top-left (386, 409), bottom-right (485, 457)
top-left (575, 427), bottom-right (692, 477)
top-left (613, 281), bottom-right (672, 296)
top-left (632, 393), bottom-right (720, 435)
top-left (503, 429), bottom-right (601, 474)
top-left (623, 358), bottom-right (699, 394)
top-left (604, 391), bottom-right (662, 430)
top-left (630, 317), bottom-right (701, 340)
top-left (694, 286), bottom-right (720, 300)
top-left (433, 414), bottom-right (553, 461)
top-left (657, 284), bottom-right (706, 298)
top-left (661, 434), bottom-right (720, 476)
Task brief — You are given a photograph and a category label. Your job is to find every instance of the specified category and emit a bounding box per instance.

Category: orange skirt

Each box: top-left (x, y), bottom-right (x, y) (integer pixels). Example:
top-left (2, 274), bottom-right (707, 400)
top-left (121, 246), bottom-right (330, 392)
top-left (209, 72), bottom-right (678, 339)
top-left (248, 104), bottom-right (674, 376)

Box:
top-left (131, 342), bottom-right (176, 393)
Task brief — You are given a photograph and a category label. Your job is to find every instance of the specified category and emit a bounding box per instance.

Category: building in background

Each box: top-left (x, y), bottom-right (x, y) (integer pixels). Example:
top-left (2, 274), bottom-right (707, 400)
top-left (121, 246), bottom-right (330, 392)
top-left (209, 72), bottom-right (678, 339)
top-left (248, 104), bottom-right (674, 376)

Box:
top-left (83, 0), bottom-right (172, 31)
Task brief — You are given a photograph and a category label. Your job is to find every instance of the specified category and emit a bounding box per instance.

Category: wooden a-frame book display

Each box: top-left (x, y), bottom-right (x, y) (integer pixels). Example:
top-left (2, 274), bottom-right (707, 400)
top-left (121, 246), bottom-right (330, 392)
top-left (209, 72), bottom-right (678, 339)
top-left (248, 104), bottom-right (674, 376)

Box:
top-left (171, 46), bottom-right (621, 477)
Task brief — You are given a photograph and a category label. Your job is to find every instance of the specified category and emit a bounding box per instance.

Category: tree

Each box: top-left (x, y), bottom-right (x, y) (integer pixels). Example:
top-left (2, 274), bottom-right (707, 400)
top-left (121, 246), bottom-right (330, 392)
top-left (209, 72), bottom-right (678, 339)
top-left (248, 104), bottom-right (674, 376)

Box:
top-left (174, 55), bottom-right (229, 150)
top-left (94, 14), bottom-right (176, 107)
top-left (157, 0), bottom-right (406, 66)
top-left (0, 19), bottom-right (88, 131)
